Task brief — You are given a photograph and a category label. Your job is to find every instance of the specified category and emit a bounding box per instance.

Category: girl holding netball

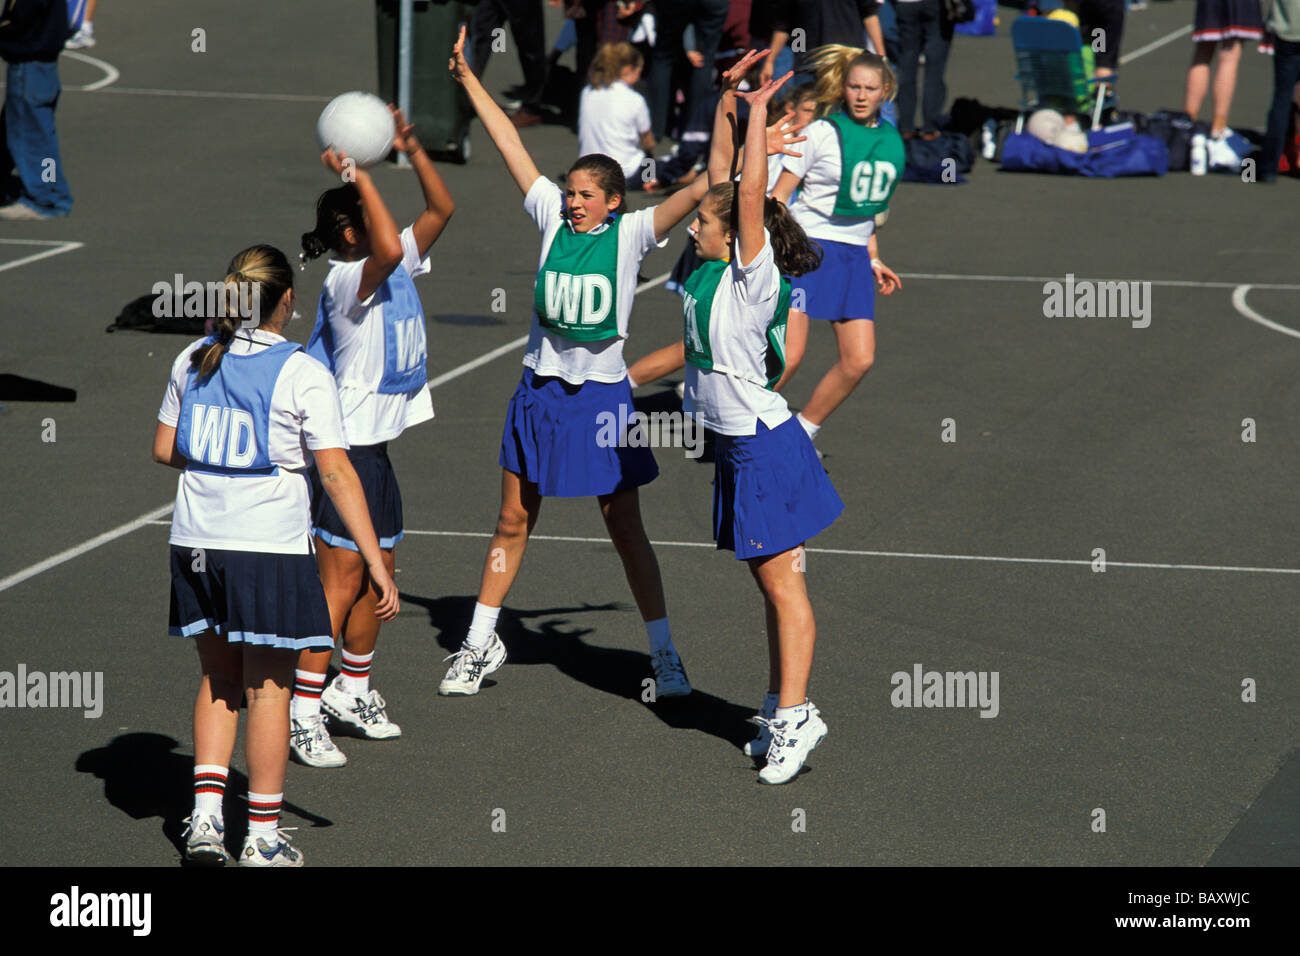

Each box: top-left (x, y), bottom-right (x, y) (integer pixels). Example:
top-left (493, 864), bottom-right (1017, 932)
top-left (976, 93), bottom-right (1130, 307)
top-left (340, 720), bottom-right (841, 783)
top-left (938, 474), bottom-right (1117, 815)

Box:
top-left (155, 246), bottom-right (399, 865)
top-left (771, 45), bottom-right (904, 455)
top-left (680, 53), bottom-right (842, 783)
top-left (293, 108), bottom-right (454, 767)
top-left (442, 25), bottom-right (711, 698)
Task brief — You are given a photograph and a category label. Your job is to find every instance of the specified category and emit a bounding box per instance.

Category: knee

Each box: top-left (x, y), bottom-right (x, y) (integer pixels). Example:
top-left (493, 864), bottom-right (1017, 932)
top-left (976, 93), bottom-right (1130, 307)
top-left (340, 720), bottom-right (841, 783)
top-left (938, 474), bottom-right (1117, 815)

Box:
top-left (603, 509), bottom-right (647, 553)
top-left (204, 673), bottom-right (243, 707)
top-left (495, 505), bottom-right (531, 540)
top-left (842, 349), bottom-right (875, 380)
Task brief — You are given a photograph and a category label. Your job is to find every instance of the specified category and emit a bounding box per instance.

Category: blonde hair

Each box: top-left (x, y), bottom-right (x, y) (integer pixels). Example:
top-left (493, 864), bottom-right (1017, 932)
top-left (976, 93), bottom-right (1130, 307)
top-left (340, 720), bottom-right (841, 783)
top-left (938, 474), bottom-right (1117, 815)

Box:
top-left (588, 42), bottom-right (643, 89)
top-left (191, 245), bottom-right (294, 379)
top-left (803, 44), bottom-right (897, 121)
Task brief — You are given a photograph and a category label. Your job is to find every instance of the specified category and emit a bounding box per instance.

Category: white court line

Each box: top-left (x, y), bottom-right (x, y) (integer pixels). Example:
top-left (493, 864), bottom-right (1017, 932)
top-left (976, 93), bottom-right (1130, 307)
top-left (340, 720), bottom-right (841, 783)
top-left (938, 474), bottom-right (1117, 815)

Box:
top-left (1120, 25), bottom-right (1194, 65)
top-left (1231, 285), bottom-right (1300, 340)
top-left (78, 86), bottom-right (333, 104)
top-left (61, 50), bottom-right (120, 91)
top-left (0, 273), bottom-right (675, 595)
top-left (332, 528), bottom-right (1299, 576)
top-left (898, 272), bottom-right (1300, 292)
top-left (0, 505), bottom-right (174, 595)
top-left (0, 240), bottom-right (84, 275)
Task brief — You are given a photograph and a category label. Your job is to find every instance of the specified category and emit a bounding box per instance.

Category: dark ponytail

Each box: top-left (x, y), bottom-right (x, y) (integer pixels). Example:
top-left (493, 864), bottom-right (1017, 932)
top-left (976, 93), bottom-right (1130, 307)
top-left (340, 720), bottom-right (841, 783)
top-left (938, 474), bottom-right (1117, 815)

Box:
top-left (301, 184), bottom-right (364, 268)
top-left (191, 245), bottom-right (295, 378)
top-left (703, 184), bottom-right (824, 278)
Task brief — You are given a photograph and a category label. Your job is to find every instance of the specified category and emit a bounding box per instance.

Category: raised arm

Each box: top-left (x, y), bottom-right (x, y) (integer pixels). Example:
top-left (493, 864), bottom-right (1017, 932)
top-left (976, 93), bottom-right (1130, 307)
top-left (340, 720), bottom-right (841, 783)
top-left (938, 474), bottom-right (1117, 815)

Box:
top-left (449, 25), bottom-right (542, 196)
top-left (707, 49), bottom-right (767, 187)
top-left (390, 106), bottom-right (455, 258)
top-left (736, 73), bottom-right (793, 266)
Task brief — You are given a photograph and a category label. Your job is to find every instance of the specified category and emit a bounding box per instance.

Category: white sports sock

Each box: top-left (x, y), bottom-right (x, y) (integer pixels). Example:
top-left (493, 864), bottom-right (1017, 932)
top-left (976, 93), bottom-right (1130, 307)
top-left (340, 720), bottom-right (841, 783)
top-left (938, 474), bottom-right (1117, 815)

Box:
top-left (626, 373), bottom-right (640, 389)
top-left (645, 617), bottom-right (675, 655)
top-left (290, 669), bottom-right (325, 719)
top-left (775, 699), bottom-right (809, 720)
top-left (796, 413), bottom-right (820, 440)
top-left (467, 602), bottom-right (501, 649)
top-left (339, 648), bottom-right (374, 695)
top-left (193, 764), bottom-right (227, 818)
top-left (248, 791), bottom-right (282, 839)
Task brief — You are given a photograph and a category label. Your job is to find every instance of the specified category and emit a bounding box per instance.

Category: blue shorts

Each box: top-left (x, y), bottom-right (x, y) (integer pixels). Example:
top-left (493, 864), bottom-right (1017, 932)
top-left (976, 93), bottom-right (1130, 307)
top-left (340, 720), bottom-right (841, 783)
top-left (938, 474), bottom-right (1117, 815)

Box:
top-left (168, 546), bottom-right (333, 651)
top-left (310, 443), bottom-right (404, 551)
top-left (793, 237), bottom-right (876, 321)
top-left (713, 417), bottom-right (844, 560)
top-left (499, 368), bottom-right (659, 498)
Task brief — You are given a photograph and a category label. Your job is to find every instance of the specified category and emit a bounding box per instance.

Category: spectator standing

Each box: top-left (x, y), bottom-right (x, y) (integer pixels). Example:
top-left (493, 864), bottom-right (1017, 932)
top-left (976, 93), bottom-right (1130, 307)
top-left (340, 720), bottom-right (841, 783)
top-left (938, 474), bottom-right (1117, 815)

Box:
top-left (0, 0), bottom-right (74, 220)
top-left (470, 0), bottom-right (549, 127)
top-left (649, 0), bottom-right (732, 138)
top-left (893, 0), bottom-right (953, 137)
top-left (762, 1), bottom-right (886, 85)
top-left (1260, 0), bottom-right (1300, 180)
top-left (1185, 0), bottom-right (1266, 137)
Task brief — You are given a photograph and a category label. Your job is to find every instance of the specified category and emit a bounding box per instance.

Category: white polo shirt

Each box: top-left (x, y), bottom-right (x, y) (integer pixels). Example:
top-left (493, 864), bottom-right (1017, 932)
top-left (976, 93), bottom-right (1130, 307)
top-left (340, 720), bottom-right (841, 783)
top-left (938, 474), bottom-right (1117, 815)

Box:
top-left (521, 176), bottom-right (666, 385)
top-left (577, 81), bottom-right (653, 182)
top-left (684, 231), bottom-right (793, 437)
top-left (159, 328), bottom-right (348, 554)
top-left (782, 118), bottom-right (877, 246)
top-left (318, 225), bottom-right (435, 446)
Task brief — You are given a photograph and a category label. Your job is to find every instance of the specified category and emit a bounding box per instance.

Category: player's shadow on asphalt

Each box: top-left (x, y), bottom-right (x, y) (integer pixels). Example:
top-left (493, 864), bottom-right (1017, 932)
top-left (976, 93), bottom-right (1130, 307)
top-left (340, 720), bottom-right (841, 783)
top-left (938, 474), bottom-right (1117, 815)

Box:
top-left (76, 732), bottom-right (333, 866)
top-left (631, 387), bottom-right (716, 463)
top-left (403, 593), bottom-right (754, 749)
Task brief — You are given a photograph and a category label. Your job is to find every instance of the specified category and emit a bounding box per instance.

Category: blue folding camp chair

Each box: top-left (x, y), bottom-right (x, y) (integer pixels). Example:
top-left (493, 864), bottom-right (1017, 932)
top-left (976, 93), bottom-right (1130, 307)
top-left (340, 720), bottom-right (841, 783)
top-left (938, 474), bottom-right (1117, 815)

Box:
top-left (1011, 16), bottom-right (1117, 130)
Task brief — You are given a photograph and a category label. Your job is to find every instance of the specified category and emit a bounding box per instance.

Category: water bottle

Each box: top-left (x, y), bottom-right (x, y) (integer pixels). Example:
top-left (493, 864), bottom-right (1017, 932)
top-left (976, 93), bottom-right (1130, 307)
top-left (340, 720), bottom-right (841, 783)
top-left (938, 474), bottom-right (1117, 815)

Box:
top-left (1190, 133), bottom-right (1208, 176)
top-left (981, 119), bottom-right (997, 161)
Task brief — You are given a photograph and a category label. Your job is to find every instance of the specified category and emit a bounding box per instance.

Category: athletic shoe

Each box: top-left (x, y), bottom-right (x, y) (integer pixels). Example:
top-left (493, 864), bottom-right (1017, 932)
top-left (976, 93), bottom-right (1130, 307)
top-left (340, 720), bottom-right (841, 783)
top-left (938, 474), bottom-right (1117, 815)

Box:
top-left (438, 632), bottom-right (507, 696)
top-left (289, 714), bottom-right (347, 768)
top-left (757, 701), bottom-right (828, 784)
top-left (65, 24), bottom-right (95, 49)
top-left (239, 830), bottom-right (304, 867)
top-left (674, 381), bottom-right (686, 400)
top-left (321, 677), bottom-right (402, 739)
top-left (0, 202), bottom-right (55, 221)
top-left (650, 648), bottom-right (692, 698)
top-left (743, 693), bottom-right (780, 757)
top-left (181, 811), bottom-right (232, 865)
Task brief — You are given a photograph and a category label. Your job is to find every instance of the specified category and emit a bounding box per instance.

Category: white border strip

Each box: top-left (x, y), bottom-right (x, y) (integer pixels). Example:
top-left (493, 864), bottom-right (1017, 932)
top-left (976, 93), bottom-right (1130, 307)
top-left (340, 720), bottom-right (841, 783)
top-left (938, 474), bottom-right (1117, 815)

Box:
top-left (0, 505), bottom-right (174, 594)
top-left (898, 272), bottom-right (1300, 292)
top-left (1120, 25), bottom-right (1194, 65)
top-left (61, 50), bottom-right (120, 91)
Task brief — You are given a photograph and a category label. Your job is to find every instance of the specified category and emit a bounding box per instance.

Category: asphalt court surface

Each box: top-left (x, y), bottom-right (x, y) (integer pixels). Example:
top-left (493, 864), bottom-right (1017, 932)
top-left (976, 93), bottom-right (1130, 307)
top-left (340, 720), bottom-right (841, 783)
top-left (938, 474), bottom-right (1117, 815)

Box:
top-left (0, 1), bottom-right (1296, 866)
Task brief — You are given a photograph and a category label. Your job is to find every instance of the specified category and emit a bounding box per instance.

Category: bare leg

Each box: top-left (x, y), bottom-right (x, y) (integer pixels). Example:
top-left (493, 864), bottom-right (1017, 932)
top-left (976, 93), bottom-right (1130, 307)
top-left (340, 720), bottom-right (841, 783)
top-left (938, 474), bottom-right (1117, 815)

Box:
top-left (597, 487), bottom-right (668, 621)
top-left (1185, 42), bottom-right (1216, 119)
top-left (476, 469), bottom-right (543, 607)
top-left (194, 631), bottom-right (242, 768)
top-left (298, 538), bottom-right (366, 679)
top-left (800, 318), bottom-right (876, 427)
top-left (1210, 39), bottom-right (1242, 135)
top-left (243, 646), bottom-right (295, 797)
top-left (339, 548), bottom-right (395, 657)
top-left (748, 545), bottom-right (815, 708)
top-left (764, 593), bottom-right (780, 693)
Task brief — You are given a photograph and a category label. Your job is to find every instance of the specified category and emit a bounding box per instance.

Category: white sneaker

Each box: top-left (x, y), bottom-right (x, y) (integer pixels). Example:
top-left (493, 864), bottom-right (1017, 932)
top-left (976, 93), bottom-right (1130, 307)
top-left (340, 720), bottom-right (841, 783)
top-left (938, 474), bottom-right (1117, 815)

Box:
top-left (65, 24), bottom-right (95, 49)
top-left (743, 692), bottom-right (780, 756)
top-left (289, 714), bottom-right (347, 768)
top-left (182, 811), bottom-right (232, 865)
top-left (757, 701), bottom-right (828, 784)
top-left (438, 632), bottom-right (507, 696)
top-left (651, 648), bottom-right (692, 698)
top-left (239, 830), bottom-right (303, 867)
top-left (321, 677), bottom-right (401, 739)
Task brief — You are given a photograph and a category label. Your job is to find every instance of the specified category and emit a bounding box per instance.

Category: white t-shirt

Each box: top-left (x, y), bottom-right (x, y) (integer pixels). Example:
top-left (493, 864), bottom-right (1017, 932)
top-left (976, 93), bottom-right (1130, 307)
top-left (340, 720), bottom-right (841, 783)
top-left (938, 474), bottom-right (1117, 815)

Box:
top-left (159, 328), bottom-right (348, 554)
top-left (577, 81), bottom-right (653, 182)
top-left (318, 225), bottom-right (435, 446)
top-left (522, 176), bottom-right (666, 385)
top-left (684, 231), bottom-right (792, 437)
top-left (782, 118), bottom-right (877, 246)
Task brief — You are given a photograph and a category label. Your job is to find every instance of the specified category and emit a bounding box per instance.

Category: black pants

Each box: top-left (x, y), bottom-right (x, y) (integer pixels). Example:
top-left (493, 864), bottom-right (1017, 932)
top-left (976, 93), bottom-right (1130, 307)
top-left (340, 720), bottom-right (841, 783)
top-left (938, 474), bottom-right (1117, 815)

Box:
top-left (469, 0), bottom-right (547, 112)
top-left (1261, 38), bottom-right (1300, 181)
top-left (895, 0), bottom-right (953, 134)
top-left (648, 0), bottom-right (730, 138)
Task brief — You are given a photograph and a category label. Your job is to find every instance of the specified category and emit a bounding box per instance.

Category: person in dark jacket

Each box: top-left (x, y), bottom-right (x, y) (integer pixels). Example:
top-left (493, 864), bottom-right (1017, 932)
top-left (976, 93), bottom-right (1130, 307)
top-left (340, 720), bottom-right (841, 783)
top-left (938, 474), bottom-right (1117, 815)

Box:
top-left (0, 0), bottom-right (74, 219)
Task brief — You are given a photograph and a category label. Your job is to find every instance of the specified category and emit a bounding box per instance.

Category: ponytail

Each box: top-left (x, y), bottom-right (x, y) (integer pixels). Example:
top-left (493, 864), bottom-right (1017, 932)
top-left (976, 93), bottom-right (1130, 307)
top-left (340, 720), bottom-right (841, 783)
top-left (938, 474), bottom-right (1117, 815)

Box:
top-left (803, 44), bottom-right (897, 120)
top-left (300, 185), bottom-right (363, 269)
top-left (190, 245), bottom-right (295, 378)
top-left (702, 184), bottom-right (823, 278)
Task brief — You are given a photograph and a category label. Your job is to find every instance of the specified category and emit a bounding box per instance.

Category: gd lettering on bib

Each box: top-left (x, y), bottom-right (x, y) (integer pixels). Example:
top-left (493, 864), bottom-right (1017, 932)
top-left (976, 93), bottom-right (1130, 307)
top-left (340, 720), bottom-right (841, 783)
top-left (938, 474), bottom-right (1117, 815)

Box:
top-left (828, 110), bottom-right (905, 218)
top-left (534, 218), bottom-right (621, 342)
top-left (178, 340), bottom-right (302, 475)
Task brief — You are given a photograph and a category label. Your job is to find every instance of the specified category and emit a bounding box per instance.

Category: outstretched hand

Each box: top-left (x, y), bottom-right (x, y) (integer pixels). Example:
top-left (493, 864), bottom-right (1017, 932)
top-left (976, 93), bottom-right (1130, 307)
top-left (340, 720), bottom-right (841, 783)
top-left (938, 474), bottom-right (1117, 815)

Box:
top-left (320, 147), bottom-right (360, 179)
top-left (766, 107), bottom-right (806, 158)
top-left (389, 105), bottom-right (420, 154)
top-left (449, 24), bottom-right (473, 84)
top-left (720, 48), bottom-right (768, 94)
top-left (737, 71), bottom-right (794, 109)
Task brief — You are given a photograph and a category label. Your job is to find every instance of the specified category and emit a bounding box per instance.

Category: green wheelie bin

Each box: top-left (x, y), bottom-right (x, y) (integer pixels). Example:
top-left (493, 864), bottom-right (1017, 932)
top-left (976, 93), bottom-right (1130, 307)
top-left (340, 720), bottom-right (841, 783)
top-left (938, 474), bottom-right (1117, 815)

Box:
top-left (375, 0), bottom-right (476, 163)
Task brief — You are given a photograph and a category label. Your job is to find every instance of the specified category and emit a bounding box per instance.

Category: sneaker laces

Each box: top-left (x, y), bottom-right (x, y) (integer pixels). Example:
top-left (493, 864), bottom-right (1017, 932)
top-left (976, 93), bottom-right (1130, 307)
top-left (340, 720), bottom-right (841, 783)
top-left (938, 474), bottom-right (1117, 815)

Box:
top-left (353, 690), bottom-right (389, 725)
top-left (752, 716), bottom-right (790, 762)
top-left (652, 650), bottom-right (686, 681)
top-left (443, 644), bottom-right (489, 682)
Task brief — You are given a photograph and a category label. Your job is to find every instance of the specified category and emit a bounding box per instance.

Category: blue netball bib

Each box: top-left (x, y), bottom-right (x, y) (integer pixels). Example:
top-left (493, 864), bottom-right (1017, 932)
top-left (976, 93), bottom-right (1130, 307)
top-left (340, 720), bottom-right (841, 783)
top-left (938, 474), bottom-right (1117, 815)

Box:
top-left (374, 266), bottom-right (428, 395)
top-left (178, 340), bottom-right (302, 476)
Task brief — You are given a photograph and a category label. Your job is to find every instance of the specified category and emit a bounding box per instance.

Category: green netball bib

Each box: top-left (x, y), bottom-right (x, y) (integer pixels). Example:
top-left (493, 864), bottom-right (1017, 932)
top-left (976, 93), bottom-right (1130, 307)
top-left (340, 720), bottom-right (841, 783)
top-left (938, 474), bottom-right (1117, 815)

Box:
top-left (827, 110), bottom-right (906, 218)
top-left (534, 218), bottom-right (621, 342)
top-left (683, 259), bottom-right (792, 390)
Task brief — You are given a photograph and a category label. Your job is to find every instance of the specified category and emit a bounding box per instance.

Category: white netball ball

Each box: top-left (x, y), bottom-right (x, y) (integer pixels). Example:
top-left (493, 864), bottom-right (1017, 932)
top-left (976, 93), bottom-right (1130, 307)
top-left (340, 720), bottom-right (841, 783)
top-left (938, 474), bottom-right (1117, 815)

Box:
top-left (316, 91), bottom-right (394, 168)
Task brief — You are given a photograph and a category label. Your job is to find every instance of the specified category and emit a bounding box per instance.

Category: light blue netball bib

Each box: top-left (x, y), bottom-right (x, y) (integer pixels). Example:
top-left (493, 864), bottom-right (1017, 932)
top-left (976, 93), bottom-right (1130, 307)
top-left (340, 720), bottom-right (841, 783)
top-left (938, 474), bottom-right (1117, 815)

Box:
top-left (306, 265), bottom-right (428, 394)
top-left (178, 340), bottom-right (302, 476)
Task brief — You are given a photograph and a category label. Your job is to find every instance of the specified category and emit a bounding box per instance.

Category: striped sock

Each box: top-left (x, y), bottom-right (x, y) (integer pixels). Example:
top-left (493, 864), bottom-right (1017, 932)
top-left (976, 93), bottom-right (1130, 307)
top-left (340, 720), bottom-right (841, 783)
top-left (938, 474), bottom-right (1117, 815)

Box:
top-left (339, 649), bottom-right (374, 695)
top-left (291, 669), bottom-right (326, 718)
top-left (193, 765), bottom-right (227, 818)
top-left (248, 792), bottom-right (282, 839)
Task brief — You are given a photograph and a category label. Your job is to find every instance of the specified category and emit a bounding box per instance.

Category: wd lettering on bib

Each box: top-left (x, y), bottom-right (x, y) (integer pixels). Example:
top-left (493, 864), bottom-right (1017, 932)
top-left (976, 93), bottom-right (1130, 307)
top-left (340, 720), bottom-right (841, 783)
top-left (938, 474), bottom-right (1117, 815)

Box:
top-left (177, 340), bottom-right (302, 476)
top-left (534, 217), bottom-right (622, 342)
top-left (828, 111), bottom-right (906, 218)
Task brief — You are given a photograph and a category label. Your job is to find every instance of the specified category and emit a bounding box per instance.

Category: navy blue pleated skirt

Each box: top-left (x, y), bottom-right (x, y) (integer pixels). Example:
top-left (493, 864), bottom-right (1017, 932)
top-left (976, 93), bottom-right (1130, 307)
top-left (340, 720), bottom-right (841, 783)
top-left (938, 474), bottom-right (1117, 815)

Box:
top-left (713, 417), bottom-right (844, 560)
top-left (310, 443), bottom-right (404, 551)
top-left (168, 546), bottom-right (333, 651)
